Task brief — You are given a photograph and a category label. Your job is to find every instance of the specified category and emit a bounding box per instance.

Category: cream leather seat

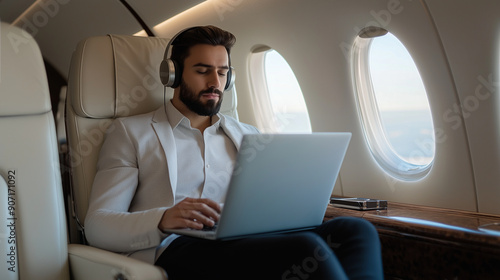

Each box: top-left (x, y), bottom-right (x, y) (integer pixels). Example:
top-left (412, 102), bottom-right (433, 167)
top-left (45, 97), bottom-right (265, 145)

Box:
top-left (65, 33), bottom-right (239, 278)
top-left (0, 22), bottom-right (166, 280)
top-left (0, 21), bottom-right (70, 280)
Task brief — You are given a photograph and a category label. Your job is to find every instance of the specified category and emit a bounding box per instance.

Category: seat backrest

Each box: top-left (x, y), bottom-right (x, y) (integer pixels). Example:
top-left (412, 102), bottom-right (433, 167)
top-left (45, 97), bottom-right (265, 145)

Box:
top-left (0, 22), bottom-right (70, 280)
top-left (65, 34), bottom-right (239, 243)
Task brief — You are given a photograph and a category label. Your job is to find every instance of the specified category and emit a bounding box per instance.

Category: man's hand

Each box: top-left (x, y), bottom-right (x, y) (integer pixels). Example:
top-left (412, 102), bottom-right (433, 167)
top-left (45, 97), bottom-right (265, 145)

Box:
top-left (158, 198), bottom-right (221, 232)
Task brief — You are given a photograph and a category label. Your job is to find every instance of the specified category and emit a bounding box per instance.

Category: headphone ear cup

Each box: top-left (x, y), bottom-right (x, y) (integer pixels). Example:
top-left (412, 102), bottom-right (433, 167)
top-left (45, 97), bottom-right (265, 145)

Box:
top-left (171, 59), bottom-right (182, 88)
top-left (159, 58), bottom-right (182, 88)
top-left (225, 67), bottom-right (235, 91)
top-left (159, 58), bottom-right (176, 87)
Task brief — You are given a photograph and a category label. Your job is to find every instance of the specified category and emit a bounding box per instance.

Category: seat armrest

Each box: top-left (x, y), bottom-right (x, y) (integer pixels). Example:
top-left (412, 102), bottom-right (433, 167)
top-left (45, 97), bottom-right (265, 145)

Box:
top-left (68, 244), bottom-right (167, 280)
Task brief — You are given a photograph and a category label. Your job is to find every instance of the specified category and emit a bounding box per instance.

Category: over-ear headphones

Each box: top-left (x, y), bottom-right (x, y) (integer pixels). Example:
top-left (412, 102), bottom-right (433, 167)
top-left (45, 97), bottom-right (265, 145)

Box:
top-left (159, 26), bottom-right (235, 91)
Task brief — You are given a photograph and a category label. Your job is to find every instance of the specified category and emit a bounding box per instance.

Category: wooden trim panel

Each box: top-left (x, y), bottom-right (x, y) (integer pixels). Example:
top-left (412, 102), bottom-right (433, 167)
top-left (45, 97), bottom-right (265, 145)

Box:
top-left (324, 201), bottom-right (500, 279)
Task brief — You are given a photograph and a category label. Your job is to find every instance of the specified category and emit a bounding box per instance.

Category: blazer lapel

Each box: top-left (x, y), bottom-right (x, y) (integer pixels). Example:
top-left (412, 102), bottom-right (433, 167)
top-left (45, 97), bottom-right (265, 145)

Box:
top-left (220, 115), bottom-right (245, 151)
top-left (151, 107), bottom-right (178, 197)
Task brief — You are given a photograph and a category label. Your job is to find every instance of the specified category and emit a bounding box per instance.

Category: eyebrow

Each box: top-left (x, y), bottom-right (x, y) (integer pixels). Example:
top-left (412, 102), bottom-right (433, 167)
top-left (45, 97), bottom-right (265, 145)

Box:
top-left (193, 63), bottom-right (229, 70)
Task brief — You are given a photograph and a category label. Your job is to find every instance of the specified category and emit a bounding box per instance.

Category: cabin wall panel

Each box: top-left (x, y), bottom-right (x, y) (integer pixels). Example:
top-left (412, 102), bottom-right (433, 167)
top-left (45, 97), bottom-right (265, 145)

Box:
top-left (322, 0), bottom-right (477, 211)
top-left (426, 0), bottom-right (500, 214)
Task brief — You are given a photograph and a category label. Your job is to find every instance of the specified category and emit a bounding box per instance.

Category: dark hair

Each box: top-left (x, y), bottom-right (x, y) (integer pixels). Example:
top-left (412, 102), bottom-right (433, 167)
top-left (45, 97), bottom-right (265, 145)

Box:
top-left (171, 25), bottom-right (236, 72)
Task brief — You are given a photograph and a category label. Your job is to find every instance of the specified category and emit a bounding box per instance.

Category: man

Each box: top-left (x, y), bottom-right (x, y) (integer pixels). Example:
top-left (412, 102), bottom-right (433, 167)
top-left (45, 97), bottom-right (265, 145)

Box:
top-left (85, 25), bottom-right (383, 279)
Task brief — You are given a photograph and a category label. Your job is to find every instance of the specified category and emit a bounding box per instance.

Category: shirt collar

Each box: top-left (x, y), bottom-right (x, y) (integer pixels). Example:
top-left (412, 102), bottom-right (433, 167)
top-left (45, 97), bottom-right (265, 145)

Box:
top-left (166, 100), bottom-right (222, 130)
top-left (166, 100), bottom-right (185, 130)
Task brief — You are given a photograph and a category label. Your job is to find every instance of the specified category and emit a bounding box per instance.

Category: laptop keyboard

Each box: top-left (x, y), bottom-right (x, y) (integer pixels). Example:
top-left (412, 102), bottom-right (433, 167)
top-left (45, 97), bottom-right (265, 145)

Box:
top-left (202, 222), bottom-right (218, 232)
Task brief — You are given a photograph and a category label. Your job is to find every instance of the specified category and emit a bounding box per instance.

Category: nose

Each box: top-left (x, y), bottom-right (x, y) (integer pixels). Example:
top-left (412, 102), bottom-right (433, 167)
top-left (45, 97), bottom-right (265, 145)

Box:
top-left (207, 70), bottom-right (222, 89)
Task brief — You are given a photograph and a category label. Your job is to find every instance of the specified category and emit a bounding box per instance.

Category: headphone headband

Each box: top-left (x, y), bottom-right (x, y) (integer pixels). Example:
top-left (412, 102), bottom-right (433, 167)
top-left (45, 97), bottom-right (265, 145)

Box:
top-left (159, 26), bottom-right (235, 90)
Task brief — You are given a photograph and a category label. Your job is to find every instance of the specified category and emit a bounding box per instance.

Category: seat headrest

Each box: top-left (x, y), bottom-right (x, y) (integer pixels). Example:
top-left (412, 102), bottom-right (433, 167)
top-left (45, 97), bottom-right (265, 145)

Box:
top-left (0, 22), bottom-right (51, 116)
top-left (68, 35), bottom-right (170, 119)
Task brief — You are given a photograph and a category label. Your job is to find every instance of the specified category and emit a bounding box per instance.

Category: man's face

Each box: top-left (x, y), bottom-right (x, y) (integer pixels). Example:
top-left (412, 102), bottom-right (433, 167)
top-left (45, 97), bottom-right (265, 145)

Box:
top-left (178, 44), bottom-right (230, 116)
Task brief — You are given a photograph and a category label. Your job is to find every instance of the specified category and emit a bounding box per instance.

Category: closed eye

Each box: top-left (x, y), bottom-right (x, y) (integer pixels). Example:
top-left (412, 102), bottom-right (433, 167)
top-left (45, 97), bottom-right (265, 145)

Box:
top-left (193, 63), bottom-right (229, 77)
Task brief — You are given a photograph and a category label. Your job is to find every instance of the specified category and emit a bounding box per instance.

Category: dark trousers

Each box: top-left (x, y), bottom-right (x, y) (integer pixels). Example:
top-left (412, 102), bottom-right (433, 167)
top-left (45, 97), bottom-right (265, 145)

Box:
top-left (155, 216), bottom-right (384, 280)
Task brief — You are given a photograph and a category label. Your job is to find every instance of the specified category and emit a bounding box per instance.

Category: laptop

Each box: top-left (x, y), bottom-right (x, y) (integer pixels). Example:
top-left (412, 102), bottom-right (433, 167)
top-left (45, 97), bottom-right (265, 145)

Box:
top-left (165, 132), bottom-right (351, 240)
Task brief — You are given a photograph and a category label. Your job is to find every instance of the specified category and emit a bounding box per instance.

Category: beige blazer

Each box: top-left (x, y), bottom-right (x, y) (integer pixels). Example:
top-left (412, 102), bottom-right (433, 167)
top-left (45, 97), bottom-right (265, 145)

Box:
top-left (85, 106), bottom-right (259, 263)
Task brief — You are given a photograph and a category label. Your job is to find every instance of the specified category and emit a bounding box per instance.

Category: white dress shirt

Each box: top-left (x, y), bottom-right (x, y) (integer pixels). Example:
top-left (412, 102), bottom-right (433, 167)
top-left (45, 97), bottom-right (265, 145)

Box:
top-left (166, 100), bottom-right (238, 204)
top-left (157, 101), bottom-right (238, 255)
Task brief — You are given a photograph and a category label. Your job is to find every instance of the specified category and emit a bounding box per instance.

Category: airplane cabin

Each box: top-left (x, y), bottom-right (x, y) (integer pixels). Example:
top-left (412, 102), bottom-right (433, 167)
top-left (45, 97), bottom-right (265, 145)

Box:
top-left (1, 0), bottom-right (500, 279)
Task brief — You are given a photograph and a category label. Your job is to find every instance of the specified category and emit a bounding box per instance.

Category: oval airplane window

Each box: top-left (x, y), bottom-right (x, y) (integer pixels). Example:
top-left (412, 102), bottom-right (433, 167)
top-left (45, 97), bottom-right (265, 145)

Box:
top-left (249, 48), bottom-right (311, 133)
top-left (352, 29), bottom-right (435, 180)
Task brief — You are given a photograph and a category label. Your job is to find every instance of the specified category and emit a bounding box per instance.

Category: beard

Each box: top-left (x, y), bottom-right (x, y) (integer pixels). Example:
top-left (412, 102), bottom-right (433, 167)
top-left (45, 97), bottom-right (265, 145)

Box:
top-left (179, 80), bottom-right (224, 117)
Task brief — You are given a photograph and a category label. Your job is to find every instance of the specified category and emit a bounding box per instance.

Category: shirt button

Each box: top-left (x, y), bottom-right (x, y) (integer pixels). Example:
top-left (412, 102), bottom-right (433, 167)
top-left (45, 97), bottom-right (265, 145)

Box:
top-left (206, 164), bottom-right (210, 168)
